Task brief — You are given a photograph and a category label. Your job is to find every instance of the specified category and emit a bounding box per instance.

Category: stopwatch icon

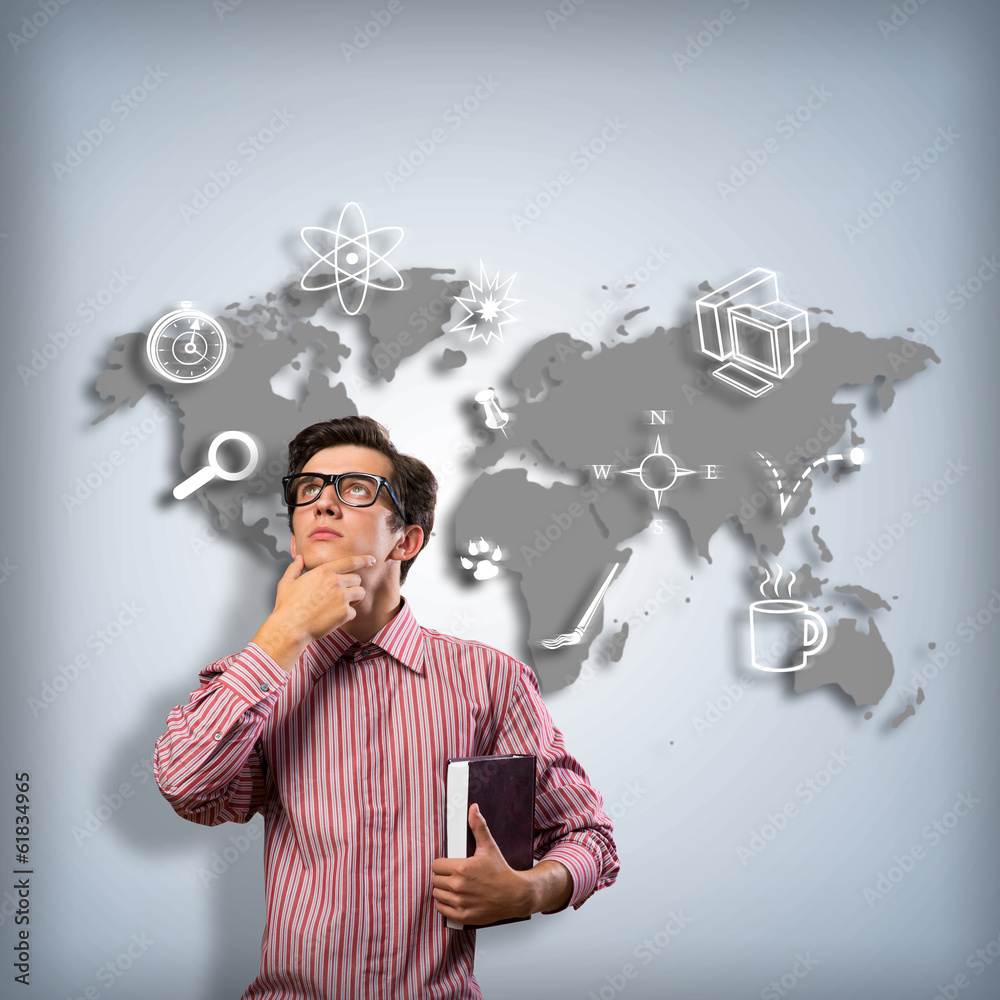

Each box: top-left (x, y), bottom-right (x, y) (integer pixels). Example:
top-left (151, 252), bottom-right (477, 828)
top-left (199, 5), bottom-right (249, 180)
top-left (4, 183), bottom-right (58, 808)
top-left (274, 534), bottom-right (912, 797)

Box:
top-left (146, 303), bottom-right (229, 383)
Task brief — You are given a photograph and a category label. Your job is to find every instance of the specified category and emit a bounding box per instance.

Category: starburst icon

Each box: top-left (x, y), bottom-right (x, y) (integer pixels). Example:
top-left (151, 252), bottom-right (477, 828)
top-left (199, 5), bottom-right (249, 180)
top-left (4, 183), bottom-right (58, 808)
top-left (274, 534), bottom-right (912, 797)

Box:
top-left (450, 261), bottom-right (520, 345)
top-left (622, 437), bottom-right (696, 509)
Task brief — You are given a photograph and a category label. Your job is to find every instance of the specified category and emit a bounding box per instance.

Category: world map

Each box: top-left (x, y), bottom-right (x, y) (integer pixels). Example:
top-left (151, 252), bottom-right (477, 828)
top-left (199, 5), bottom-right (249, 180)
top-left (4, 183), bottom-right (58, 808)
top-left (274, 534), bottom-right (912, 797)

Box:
top-left (90, 256), bottom-right (940, 719)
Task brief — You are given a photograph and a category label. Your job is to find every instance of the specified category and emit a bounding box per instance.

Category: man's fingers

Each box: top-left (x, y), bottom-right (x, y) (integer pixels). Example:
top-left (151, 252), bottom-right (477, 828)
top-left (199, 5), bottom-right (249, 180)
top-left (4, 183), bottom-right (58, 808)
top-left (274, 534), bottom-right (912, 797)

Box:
top-left (329, 554), bottom-right (377, 575)
top-left (342, 585), bottom-right (366, 607)
top-left (283, 554), bottom-right (305, 581)
top-left (431, 888), bottom-right (462, 908)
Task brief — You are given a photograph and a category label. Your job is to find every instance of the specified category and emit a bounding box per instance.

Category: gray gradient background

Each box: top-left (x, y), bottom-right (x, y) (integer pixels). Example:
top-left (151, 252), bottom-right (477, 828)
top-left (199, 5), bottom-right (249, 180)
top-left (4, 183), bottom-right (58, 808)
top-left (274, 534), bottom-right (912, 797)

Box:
top-left (1, 0), bottom-right (998, 998)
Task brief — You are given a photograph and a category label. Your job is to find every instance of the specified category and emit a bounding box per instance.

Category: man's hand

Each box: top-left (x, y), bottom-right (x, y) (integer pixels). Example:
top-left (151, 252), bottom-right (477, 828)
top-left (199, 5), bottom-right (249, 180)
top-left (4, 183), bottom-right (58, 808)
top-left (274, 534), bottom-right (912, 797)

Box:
top-left (430, 804), bottom-right (533, 926)
top-left (251, 554), bottom-right (373, 671)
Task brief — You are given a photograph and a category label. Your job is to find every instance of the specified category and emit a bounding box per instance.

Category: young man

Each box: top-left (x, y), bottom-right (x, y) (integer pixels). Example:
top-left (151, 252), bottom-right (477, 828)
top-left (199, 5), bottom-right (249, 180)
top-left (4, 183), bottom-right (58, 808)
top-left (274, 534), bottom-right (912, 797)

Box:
top-left (154, 416), bottom-right (619, 999)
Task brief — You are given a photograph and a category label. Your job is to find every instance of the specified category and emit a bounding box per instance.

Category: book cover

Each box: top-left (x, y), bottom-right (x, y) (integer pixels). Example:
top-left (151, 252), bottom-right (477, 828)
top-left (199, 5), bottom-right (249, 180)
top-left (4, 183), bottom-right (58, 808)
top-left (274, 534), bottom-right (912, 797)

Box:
top-left (445, 754), bottom-right (536, 930)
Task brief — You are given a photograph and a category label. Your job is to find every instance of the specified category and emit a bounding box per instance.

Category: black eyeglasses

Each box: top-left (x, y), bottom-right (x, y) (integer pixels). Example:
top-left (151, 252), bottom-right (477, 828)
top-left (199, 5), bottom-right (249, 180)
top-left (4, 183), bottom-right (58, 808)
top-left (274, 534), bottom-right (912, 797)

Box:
top-left (282, 472), bottom-right (407, 522)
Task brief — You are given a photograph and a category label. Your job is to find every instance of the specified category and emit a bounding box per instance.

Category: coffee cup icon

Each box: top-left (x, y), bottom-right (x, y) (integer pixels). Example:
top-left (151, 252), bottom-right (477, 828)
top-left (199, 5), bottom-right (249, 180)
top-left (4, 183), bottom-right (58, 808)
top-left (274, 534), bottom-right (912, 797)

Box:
top-left (749, 599), bottom-right (828, 672)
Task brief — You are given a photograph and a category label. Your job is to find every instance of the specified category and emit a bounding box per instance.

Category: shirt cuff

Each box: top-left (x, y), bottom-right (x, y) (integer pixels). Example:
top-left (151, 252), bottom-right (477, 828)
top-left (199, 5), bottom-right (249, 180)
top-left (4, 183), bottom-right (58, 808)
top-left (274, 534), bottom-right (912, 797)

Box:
top-left (217, 643), bottom-right (290, 706)
top-left (537, 842), bottom-right (599, 913)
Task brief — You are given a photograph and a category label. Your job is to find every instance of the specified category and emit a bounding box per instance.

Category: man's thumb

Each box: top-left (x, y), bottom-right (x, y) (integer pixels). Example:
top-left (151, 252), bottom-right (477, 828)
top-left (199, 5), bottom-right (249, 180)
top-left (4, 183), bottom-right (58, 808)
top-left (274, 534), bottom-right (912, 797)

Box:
top-left (470, 804), bottom-right (494, 849)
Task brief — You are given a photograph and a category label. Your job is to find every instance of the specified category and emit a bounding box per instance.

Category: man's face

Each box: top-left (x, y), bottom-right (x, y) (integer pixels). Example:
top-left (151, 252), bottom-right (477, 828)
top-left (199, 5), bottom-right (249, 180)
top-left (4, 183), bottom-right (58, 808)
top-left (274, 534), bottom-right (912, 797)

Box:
top-left (288, 444), bottom-right (408, 576)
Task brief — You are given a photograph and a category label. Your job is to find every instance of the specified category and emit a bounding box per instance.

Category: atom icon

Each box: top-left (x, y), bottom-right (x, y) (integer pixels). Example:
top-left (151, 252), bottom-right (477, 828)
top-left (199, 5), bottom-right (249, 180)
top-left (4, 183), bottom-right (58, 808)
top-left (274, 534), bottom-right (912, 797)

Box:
top-left (450, 260), bottom-right (521, 344)
top-left (622, 436), bottom-right (696, 509)
top-left (299, 201), bottom-right (405, 316)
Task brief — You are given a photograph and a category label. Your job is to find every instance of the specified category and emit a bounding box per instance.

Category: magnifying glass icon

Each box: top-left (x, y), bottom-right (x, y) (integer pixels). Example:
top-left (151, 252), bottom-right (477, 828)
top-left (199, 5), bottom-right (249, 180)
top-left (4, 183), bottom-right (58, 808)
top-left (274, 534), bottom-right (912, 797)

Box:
top-left (173, 431), bottom-right (261, 500)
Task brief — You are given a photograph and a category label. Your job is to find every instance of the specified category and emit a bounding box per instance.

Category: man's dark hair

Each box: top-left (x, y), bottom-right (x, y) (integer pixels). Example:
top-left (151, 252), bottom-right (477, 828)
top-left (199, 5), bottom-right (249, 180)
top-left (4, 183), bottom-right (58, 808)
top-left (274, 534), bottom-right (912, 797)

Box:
top-left (286, 416), bottom-right (437, 583)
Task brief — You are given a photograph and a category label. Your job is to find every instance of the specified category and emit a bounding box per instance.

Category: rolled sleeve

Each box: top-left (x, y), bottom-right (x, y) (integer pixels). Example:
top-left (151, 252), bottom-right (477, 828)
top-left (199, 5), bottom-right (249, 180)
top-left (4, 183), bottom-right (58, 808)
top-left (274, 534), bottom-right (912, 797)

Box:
top-left (538, 842), bottom-right (600, 912)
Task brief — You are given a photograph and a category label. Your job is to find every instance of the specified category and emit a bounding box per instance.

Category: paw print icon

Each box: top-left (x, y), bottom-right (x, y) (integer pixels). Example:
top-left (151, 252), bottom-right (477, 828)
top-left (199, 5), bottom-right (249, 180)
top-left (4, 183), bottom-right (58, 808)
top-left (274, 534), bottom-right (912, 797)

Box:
top-left (460, 538), bottom-right (503, 580)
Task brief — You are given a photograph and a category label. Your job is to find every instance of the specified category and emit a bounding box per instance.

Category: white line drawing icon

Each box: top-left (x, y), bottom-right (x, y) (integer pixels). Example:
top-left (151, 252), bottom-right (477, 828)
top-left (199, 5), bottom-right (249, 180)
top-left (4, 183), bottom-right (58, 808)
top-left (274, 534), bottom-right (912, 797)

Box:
top-left (537, 562), bottom-right (620, 650)
top-left (146, 303), bottom-right (229, 384)
top-left (460, 538), bottom-right (503, 580)
top-left (621, 437), bottom-right (696, 509)
top-left (749, 564), bottom-right (828, 672)
top-left (474, 387), bottom-right (509, 437)
top-left (696, 268), bottom-right (811, 398)
top-left (450, 261), bottom-right (520, 345)
top-left (173, 431), bottom-right (260, 499)
top-left (756, 447), bottom-right (865, 515)
top-left (300, 202), bottom-right (404, 316)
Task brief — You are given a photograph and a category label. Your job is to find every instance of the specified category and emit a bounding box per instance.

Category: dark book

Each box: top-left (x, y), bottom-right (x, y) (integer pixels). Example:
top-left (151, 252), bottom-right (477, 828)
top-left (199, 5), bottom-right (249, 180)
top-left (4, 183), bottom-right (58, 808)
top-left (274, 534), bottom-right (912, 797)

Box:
top-left (445, 753), bottom-right (536, 930)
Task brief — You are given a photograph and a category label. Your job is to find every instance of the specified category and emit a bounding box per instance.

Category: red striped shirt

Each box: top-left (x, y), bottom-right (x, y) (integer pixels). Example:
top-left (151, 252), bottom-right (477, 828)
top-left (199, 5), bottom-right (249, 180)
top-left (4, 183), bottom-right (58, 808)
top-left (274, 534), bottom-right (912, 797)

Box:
top-left (154, 599), bottom-right (620, 999)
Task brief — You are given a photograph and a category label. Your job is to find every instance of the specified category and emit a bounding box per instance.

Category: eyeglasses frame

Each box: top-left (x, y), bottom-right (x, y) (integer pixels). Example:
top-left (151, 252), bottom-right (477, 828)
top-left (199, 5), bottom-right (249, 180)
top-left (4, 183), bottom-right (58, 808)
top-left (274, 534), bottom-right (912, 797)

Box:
top-left (282, 471), bottom-right (408, 524)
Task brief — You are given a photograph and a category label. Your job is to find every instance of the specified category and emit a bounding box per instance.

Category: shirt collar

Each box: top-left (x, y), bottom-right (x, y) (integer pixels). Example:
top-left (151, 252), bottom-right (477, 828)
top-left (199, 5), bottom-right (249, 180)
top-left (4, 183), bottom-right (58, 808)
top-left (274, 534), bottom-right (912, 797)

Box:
top-left (310, 597), bottom-right (425, 676)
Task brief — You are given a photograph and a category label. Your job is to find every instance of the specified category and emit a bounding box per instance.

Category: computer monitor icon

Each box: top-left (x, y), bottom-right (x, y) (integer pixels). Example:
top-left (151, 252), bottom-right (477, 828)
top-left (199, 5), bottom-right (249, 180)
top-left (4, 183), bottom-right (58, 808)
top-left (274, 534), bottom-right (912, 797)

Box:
top-left (696, 268), bottom-right (811, 398)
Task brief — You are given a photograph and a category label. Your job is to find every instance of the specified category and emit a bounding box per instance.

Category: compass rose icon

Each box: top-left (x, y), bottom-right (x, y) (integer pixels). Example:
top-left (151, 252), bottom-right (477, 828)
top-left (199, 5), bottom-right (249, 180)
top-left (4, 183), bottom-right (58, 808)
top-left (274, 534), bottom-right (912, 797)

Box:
top-left (621, 437), bottom-right (696, 509)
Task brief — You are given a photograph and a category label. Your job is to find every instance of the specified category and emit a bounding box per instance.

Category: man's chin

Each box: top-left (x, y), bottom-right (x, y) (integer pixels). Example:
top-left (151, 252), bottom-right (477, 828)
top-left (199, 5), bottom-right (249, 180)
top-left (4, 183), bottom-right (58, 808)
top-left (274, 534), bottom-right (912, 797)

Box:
top-left (300, 540), bottom-right (356, 569)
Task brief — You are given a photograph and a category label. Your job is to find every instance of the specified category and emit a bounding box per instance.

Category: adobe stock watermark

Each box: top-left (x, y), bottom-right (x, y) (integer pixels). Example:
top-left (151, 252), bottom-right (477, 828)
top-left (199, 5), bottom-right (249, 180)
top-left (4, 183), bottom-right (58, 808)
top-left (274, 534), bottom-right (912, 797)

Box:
top-left (691, 672), bottom-right (758, 736)
top-left (341, 1), bottom-right (405, 61)
top-left (213, 0), bottom-right (246, 20)
top-left (188, 447), bottom-right (290, 556)
top-left (28, 602), bottom-right (146, 717)
top-left (672, 0), bottom-right (751, 73)
top-left (843, 126), bottom-right (960, 244)
top-left (193, 824), bottom-right (263, 886)
top-left (603, 779), bottom-right (648, 822)
top-left (930, 928), bottom-right (1000, 1000)
top-left (545, 0), bottom-right (587, 30)
top-left (877, 0), bottom-right (934, 40)
top-left (566, 577), bottom-right (682, 693)
top-left (862, 791), bottom-right (980, 908)
top-left (564, 245), bottom-right (671, 341)
top-left (716, 85), bottom-right (833, 201)
top-left (678, 365), bottom-right (718, 405)
top-left (61, 403), bottom-right (171, 514)
top-left (178, 107), bottom-right (295, 223)
top-left (70, 755), bottom-right (157, 846)
top-left (67, 931), bottom-right (154, 999)
top-left (437, 429), bottom-right (497, 484)
top-left (510, 117), bottom-right (627, 233)
top-left (51, 66), bottom-right (170, 181)
top-left (893, 252), bottom-right (1000, 374)
top-left (734, 414), bottom-right (848, 527)
top-left (586, 910), bottom-right (693, 1000)
top-left (853, 457), bottom-right (970, 573)
top-left (760, 953), bottom-right (820, 1000)
top-left (17, 268), bottom-right (135, 386)
top-left (737, 749), bottom-right (853, 865)
top-left (384, 76), bottom-right (499, 192)
top-left (8, 0), bottom-right (75, 55)
top-left (518, 453), bottom-right (637, 568)
top-left (895, 588), bottom-right (1000, 703)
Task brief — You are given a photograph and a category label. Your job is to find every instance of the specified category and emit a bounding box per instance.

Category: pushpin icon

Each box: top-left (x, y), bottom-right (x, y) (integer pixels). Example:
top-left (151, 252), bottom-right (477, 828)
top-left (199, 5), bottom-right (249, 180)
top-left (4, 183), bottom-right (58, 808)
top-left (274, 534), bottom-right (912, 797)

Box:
top-left (475, 388), bottom-right (509, 438)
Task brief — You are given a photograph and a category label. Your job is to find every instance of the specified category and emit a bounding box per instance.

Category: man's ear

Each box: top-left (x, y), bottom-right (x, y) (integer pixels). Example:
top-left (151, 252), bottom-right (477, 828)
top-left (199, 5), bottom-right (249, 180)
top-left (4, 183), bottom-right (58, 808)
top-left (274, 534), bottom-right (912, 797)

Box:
top-left (389, 525), bottom-right (424, 563)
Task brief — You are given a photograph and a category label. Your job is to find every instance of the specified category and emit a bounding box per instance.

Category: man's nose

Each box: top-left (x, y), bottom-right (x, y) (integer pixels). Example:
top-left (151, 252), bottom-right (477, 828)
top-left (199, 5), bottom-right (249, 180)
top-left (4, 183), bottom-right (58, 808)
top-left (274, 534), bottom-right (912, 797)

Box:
top-left (314, 483), bottom-right (343, 513)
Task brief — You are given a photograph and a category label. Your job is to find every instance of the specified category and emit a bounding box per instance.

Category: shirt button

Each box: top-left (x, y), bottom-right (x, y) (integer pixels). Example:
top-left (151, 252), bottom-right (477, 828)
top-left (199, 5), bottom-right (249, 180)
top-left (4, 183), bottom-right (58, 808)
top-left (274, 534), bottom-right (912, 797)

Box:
top-left (260, 682), bottom-right (269, 693)
top-left (213, 733), bottom-right (222, 741)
